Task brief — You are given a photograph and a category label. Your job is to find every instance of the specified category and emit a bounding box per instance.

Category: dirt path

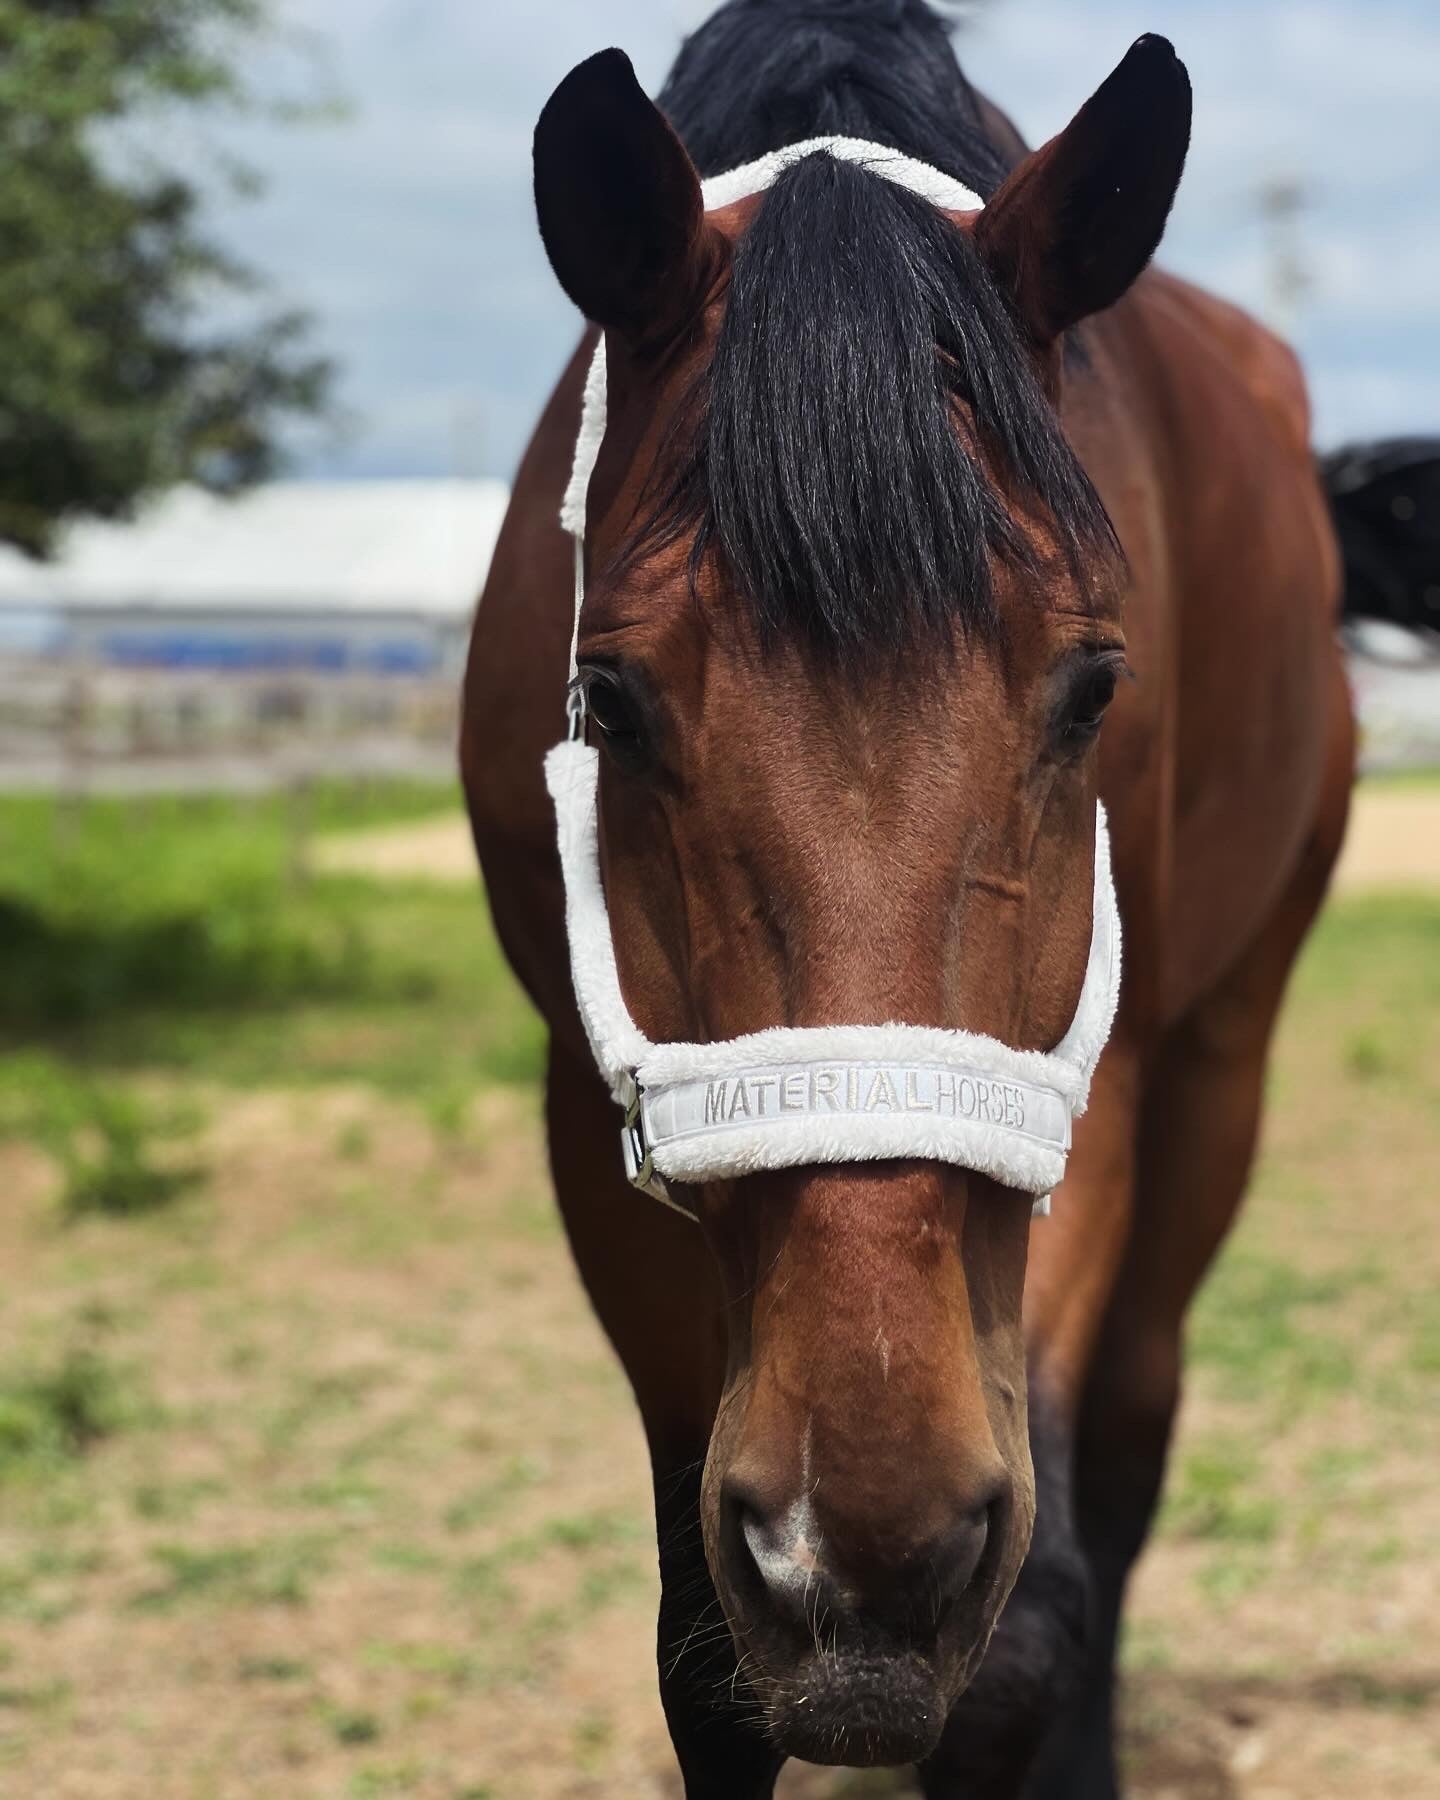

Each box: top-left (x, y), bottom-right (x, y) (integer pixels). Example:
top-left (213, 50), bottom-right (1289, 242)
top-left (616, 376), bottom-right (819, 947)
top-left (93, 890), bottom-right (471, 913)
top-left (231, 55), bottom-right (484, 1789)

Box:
top-left (316, 814), bottom-right (481, 885)
top-left (1, 886), bottom-right (1437, 1798)
top-left (316, 783), bottom-right (1440, 893)
top-left (1331, 784), bottom-right (1440, 890)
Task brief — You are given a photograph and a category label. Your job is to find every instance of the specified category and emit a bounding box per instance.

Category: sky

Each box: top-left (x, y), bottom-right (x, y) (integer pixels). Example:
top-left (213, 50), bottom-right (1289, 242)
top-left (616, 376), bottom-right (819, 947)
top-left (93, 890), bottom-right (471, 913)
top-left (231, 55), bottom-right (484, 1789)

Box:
top-left (209, 0), bottom-right (1440, 483)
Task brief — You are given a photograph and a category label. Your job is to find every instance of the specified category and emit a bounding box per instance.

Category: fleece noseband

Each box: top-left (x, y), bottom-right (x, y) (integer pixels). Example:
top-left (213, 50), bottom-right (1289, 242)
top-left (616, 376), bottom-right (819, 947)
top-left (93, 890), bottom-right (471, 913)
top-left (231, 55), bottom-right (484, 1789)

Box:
top-left (547, 137), bottom-right (1123, 1221)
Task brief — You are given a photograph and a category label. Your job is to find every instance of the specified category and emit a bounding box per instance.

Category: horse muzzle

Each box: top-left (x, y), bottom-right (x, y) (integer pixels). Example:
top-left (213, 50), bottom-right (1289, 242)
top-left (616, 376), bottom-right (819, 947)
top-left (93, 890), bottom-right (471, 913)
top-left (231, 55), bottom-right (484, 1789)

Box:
top-left (710, 1459), bottom-right (1018, 1765)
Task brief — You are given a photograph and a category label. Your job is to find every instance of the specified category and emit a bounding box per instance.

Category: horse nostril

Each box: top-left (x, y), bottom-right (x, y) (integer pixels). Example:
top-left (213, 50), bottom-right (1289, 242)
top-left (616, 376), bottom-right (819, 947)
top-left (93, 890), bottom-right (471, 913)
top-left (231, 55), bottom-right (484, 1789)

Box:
top-left (739, 1502), bottom-right (816, 1601)
top-left (739, 1503), bottom-right (773, 1571)
top-left (721, 1479), bottom-right (830, 1624)
top-left (720, 1475), bottom-right (1001, 1640)
top-left (935, 1503), bottom-right (990, 1610)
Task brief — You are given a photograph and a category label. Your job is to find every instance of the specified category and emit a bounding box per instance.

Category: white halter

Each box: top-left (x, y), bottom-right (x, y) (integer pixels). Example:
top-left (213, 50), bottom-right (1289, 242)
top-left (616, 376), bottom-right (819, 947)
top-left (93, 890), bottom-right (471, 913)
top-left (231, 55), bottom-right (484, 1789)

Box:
top-left (546, 138), bottom-right (1122, 1220)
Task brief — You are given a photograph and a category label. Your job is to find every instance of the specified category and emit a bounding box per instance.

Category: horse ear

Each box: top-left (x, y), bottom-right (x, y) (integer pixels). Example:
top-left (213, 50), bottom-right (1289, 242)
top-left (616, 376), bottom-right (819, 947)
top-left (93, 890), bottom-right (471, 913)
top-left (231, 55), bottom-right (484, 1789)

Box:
top-left (975, 35), bottom-right (1191, 344)
top-left (534, 48), bottom-right (713, 344)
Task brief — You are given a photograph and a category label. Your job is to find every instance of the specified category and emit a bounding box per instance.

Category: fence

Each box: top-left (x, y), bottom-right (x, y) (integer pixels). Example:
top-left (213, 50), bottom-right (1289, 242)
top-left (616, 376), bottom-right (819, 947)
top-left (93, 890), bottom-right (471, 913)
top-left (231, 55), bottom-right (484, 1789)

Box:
top-left (0, 657), bottom-right (461, 796)
top-left (1, 642), bottom-right (1435, 801)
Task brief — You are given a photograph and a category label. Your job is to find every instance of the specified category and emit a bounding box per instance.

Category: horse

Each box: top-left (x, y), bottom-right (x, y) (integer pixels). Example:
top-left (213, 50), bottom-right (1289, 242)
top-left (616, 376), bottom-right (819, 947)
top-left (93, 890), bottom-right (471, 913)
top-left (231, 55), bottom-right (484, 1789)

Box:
top-left (462, 3), bottom-right (1357, 1792)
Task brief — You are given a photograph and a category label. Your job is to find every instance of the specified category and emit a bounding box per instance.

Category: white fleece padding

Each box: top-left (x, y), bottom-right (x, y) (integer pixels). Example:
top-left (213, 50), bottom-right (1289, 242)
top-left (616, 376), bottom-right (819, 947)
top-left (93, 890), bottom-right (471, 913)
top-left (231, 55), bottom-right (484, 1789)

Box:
top-left (546, 739), bottom-right (649, 1098)
top-left (560, 340), bottom-right (609, 538)
top-left (636, 1060), bottom-right (1072, 1195)
top-left (549, 136), bottom-right (1123, 1211)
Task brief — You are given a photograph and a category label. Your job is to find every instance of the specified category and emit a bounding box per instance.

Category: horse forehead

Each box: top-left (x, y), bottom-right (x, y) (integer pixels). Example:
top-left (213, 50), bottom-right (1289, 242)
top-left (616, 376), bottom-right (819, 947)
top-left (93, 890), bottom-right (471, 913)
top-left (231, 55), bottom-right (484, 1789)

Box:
top-left (680, 687), bottom-right (1013, 861)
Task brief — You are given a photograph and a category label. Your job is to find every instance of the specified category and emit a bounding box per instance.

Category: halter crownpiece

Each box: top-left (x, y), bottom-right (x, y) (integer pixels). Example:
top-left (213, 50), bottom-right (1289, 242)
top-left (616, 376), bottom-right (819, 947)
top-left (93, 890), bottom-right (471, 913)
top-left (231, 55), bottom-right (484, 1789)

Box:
top-left (549, 138), bottom-right (1123, 1220)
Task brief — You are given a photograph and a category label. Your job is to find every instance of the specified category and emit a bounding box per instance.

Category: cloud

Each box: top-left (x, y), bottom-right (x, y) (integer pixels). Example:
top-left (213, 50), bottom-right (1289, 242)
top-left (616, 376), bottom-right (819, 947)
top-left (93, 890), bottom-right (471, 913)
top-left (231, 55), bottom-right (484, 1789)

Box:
top-left (207, 0), bottom-right (1440, 476)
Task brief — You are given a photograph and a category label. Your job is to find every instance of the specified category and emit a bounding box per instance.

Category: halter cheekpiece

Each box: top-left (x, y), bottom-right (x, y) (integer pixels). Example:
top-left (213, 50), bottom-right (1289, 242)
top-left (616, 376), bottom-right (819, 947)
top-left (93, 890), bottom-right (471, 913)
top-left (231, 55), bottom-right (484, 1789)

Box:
top-left (547, 138), bottom-right (1123, 1221)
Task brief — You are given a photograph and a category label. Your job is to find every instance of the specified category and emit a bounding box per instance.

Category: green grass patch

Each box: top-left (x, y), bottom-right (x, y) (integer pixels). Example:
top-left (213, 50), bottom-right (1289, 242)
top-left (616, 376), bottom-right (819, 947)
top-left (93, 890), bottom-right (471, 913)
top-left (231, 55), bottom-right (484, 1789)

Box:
top-left (1399, 1291), bottom-right (1440, 1376)
top-left (1186, 1250), bottom-right (1371, 1406)
top-left (1321, 1670), bottom-right (1440, 1713)
top-left (131, 1477), bottom-right (226, 1523)
top-left (336, 1120), bottom-right (373, 1161)
top-left (0, 1545), bottom-right (107, 1626)
top-left (1160, 1439), bottom-right (1280, 1545)
top-left (0, 1055), bottom-right (206, 1218)
top-left (0, 785), bottom-right (542, 1100)
top-left (0, 1675), bottom-right (71, 1713)
top-left (329, 1707), bottom-right (383, 1747)
top-left (449, 1506), bottom-right (650, 1642)
top-left (443, 1455), bottom-right (547, 1533)
top-left (1342, 1027), bottom-right (1397, 1082)
top-left (1357, 765), bottom-right (1440, 790)
top-left (1193, 1550), bottom-right (1271, 1608)
top-left (0, 784), bottom-right (453, 1028)
top-left (237, 1655), bottom-right (311, 1683)
top-left (1299, 1446), bottom-right (1373, 1500)
top-left (0, 1345), bottom-right (142, 1480)
top-left (1287, 892), bottom-right (1440, 1010)
top-left (132, 1534), bottom-right (330, 1612)
top-left (362, 1640), bottom-right (480, 1690)
top-left (347, 1764), bottom-right (427, 1799)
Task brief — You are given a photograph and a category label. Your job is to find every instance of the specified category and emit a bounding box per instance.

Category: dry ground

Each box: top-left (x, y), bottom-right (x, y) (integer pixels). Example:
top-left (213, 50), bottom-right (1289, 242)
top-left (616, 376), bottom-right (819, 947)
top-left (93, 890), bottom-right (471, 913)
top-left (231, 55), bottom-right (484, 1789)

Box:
top-left (1, 811), bottom-right (1437, 1797)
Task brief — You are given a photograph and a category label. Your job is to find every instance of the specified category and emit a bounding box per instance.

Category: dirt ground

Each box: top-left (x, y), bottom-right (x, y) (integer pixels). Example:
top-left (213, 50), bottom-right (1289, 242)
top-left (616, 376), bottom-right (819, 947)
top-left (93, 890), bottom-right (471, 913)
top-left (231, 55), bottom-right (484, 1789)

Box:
top-left (313, 782), bottom-right (1440, 896)
top-left (316, 817), bottom-right (483, 887)
top-left (2, 806), bottom-right (1437, 1798)
top-left (2, 1013), bottom-right (1437, 1794)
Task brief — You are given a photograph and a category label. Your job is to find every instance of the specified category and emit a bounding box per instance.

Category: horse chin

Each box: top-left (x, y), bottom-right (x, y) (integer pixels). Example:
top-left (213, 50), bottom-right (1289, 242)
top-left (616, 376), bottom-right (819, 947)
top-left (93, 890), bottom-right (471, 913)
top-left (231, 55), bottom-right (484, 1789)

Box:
top-left (759, 1652), bottom-right (948, 1767)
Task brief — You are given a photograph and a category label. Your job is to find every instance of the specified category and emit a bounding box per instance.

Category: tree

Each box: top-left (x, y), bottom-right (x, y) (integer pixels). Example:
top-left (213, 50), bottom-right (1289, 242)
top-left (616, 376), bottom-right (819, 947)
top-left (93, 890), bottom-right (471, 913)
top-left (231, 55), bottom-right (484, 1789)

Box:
top-left (0, 0), bottom-right (332, 556)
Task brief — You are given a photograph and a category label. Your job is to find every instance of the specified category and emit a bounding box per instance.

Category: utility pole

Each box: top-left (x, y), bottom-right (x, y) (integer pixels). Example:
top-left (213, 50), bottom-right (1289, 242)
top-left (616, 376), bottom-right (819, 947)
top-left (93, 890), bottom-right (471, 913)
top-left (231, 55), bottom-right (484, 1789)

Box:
top-left (1257, 174), bottom-right (1313, 342)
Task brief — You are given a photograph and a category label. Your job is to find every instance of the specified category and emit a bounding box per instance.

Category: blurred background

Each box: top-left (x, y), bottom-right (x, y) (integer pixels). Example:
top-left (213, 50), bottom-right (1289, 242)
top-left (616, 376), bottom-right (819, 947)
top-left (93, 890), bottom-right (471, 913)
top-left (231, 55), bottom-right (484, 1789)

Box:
top-left (0, 3), bottom-right (1435, 1797)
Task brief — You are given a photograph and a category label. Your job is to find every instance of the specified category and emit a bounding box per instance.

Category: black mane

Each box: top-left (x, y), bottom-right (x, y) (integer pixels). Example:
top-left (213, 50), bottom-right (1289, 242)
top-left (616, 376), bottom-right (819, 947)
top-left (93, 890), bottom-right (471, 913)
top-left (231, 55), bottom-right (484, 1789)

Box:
top-left (657, 0), bottom-right (1009, 198)
top-left (640, 0), bottom-right (1118, 657)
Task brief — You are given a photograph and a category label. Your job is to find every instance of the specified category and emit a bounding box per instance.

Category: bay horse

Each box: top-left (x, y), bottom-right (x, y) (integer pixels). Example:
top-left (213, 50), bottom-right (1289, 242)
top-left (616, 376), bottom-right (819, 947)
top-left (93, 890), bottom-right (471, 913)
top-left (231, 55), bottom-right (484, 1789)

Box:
top-left (462, 2), bottom-right (1355, 1793)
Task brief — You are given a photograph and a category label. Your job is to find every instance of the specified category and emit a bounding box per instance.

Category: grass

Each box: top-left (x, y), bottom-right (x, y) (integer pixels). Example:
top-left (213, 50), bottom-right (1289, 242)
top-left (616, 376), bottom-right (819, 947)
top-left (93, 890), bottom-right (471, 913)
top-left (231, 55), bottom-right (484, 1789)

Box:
top-left (0, 785), bottom-right (1434, 1795)
top-left (0, 784), bottom-right (540, 1087)
top-left (0, 785), bottom-right (543, 1118)
top-left (0, 1345), bottom-right (139, 1481)
top-left (1357, 764), bottom-right (1440, 789)
top-left (1160, 1440), bottom-right (1281, 1545)
top-left (1185, 1251), bottom-right (1370, 1407)
top-left (1285, 891), bottom-right (1440, 1022)
top-left (0, 1054), bottom-right (207, 1218)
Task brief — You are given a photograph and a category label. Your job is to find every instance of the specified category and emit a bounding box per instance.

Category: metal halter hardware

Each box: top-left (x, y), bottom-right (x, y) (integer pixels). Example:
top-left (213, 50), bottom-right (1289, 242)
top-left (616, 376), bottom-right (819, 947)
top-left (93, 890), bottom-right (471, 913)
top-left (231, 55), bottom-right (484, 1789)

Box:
top-left (547, 138), bottom-right (1122, 1223)
top-left (619, 1077), bottom-right (691, 1214)
top-left (619, 1078), bottom-right (653, 1191)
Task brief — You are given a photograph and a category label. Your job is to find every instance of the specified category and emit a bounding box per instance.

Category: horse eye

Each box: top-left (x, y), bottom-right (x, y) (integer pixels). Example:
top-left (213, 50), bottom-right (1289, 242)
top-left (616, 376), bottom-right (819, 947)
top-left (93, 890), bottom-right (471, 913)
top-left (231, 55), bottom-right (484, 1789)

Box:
top-left (580, 668), bottom-right (646, 758)
top-left (1057, 655), bottom-right (1124, 753)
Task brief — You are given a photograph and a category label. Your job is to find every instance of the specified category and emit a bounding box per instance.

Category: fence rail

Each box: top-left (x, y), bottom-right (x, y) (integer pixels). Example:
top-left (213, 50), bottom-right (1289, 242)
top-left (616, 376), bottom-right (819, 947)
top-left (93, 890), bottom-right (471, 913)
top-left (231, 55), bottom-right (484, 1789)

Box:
top-left (0, 657), bottom-right (461, 793)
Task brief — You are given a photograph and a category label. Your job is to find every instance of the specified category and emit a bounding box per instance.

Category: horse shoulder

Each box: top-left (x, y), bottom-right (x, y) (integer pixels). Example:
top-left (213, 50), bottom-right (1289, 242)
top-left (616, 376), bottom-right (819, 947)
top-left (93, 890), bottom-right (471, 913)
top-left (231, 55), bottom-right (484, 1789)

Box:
top-left (1109, 271), bottom-right (1348, 1022)
top-left (1143, 271), bottom-right (1316, 463)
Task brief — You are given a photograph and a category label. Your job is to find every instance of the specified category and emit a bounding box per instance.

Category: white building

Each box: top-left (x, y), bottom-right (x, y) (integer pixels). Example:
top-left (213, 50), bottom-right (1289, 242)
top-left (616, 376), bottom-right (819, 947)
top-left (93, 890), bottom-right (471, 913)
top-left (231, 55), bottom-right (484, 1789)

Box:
top-left (0, 479), bottom-right (509, 678)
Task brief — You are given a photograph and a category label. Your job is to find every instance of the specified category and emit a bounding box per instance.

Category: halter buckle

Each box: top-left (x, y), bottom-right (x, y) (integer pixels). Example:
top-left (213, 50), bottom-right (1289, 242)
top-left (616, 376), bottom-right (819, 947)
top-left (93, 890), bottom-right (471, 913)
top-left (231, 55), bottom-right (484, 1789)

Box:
top-left (620, 1083), bottom-right (698, 1217)
top-left (621, 1082), bottom-right (662, 1195)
